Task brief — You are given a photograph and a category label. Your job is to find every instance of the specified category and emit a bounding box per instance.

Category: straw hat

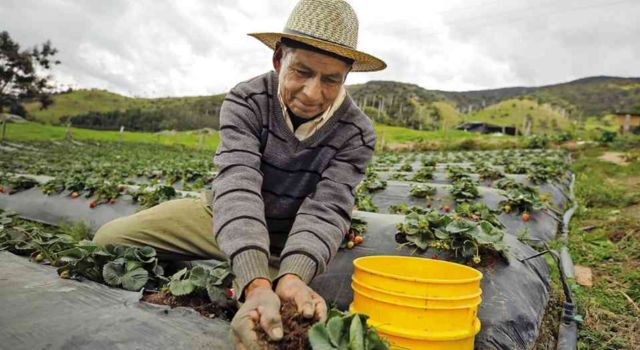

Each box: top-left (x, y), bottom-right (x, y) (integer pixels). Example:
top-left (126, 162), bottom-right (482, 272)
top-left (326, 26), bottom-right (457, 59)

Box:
top-left (248, 0), bottom-right (386, 72)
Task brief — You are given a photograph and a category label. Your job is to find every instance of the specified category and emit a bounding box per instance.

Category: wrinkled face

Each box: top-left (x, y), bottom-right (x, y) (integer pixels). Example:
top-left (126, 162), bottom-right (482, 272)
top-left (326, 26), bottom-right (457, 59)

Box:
top-left (273, 45), bottom-right (351, 118)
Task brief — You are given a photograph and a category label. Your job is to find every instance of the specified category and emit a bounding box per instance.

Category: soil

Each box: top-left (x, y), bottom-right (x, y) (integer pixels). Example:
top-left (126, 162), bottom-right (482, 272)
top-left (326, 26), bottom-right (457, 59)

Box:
top-left (598, 152), bottom-right (628, 165)
top-left (255, 301), bottom-right (315, 350)
top-left (141, 290), bottom-right (237, 321)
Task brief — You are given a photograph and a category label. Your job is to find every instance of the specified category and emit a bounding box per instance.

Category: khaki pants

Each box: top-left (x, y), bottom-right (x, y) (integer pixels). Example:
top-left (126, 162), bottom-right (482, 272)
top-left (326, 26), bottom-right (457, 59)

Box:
top-left (93, 191), bottom-right (279, 275)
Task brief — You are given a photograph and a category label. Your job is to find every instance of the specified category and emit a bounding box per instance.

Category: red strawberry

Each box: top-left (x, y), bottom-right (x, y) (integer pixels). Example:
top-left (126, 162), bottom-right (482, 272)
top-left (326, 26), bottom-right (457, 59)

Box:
top-left (0, 186), bottom-right (4, 193)
top-left (443, 204), bottom-right (451, 213)
top-left (226, 288), bottom-right (234, 298)
top-left (522, 212), bottom-right (530, 222)
top-left (89, 200), bottom-right (97, 209)
top-left (354, 236), bottom-right (364, 245)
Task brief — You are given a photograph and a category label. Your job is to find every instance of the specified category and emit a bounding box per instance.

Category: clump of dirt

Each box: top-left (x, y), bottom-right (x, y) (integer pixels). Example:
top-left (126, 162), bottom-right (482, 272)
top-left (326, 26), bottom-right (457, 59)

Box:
top-left (255, 301), bottom-right (315, 350)
top-left (142, 291), bottom-right (237, 321)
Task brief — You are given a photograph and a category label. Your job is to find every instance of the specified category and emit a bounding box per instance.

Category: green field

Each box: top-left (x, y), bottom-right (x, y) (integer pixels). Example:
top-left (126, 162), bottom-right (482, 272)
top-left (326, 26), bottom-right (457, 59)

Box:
top-left (4, 122), bottom-right (220, 150)
top-left (5, 121), bottom-right (525, 152)
top-left (461, 98), bottom-right (572, 133)
top-left (24, 89), bottom-right (214, 124)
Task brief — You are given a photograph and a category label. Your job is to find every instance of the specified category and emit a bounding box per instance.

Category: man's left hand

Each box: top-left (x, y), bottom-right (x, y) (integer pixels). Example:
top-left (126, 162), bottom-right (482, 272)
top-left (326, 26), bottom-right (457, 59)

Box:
top-left (275, 274), bottom-right (327, 322)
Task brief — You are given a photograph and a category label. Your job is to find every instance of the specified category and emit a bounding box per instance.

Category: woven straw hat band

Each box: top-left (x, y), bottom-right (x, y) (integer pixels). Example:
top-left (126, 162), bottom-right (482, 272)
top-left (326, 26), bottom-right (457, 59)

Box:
top-left (285, 0), bottom-right (358, 49)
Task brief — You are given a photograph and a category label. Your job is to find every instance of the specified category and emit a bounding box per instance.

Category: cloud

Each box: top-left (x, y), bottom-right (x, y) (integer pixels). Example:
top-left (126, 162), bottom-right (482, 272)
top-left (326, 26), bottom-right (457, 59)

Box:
top-left (1, 0), bottom-right (638, 96)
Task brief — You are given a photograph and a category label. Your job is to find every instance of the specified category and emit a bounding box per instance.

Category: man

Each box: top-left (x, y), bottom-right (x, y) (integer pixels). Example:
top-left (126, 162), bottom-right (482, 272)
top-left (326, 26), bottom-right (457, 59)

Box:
top-left (93, 0), bottom-right (385, 348)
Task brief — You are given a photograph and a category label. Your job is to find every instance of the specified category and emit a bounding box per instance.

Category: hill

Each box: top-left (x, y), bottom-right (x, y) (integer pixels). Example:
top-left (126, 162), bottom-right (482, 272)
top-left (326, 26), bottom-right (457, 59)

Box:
top-left (23, 89), bottom-right (225, 131)
top-left (20, 75), bottom-right (640, 134)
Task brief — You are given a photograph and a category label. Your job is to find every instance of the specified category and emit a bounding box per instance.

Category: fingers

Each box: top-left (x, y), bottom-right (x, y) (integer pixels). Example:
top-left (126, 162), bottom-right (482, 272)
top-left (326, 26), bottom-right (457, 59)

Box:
top-left (231, 331), bottom-right (248, 350)
top-left (257, 301), bottom-right (283, 341)
top-left (294, 287), bottom-right (315, 318)
top-left (230, 314), bottom-right (259, 350)
top-left (312, 293), bottom-right (328, 322)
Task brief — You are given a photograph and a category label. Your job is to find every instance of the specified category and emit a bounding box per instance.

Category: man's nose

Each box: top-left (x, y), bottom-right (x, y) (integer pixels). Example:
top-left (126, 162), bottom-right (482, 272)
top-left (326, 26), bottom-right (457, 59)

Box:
top-left (302, 77), bottom-right (322, 103)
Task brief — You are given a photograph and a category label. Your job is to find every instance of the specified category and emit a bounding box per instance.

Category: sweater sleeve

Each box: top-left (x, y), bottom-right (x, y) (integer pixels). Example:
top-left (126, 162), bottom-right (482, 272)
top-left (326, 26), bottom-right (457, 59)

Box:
top-left (276, 120), bottom-right (376, 283)
top-left (212, 90), bottom-right (270, 299)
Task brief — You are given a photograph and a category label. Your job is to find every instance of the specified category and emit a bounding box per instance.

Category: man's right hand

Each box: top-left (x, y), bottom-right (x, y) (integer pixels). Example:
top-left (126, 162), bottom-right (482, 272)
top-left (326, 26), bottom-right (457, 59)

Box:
top-left (230, 279), bottom-right (283, 350)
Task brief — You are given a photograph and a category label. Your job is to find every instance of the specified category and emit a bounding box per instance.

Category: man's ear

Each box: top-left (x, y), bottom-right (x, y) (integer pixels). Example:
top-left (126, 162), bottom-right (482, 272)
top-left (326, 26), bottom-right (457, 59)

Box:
top-left (273, 42), bottom-right (283, 73)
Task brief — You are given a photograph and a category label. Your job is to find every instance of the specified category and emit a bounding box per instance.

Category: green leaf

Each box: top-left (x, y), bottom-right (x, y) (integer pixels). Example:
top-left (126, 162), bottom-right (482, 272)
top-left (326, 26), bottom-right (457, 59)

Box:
top-left (308, 323), bottom-right (337, 350)
top-left (121, 268), bottom-right (149, 291)
top-left (406, 234), bottom-right (430, 250)
top-left (206, 284), bottom-right (227, 303)
top-left (349, 314), bottom-right (365, 350)
top-left (189, 266), bottom-right (209, 288)
top-left (169, 279), bottom-right (195, 296)
top-left (326, 315), bottom-right (345, 347)
top-left (103, 260), bottom-right (125, 286)
top-left (365, 329), bottom-right (389, 350)
top-left (126, 260), bottom-right (143, 272)
top-left (171, 267), bottom-right (189, 281)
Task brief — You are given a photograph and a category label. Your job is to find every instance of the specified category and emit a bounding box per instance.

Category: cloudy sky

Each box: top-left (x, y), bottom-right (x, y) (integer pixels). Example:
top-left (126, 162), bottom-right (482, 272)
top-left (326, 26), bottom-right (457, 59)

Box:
top-left (2, 0), bottom-right (639, 97)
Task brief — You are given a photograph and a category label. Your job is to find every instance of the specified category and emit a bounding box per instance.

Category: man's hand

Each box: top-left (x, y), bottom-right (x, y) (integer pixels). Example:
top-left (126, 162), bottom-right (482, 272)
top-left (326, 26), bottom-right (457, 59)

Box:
top-left (231, 279), bottom-right (283, 350)
top-left (275, 274), bottom-right (327, 322)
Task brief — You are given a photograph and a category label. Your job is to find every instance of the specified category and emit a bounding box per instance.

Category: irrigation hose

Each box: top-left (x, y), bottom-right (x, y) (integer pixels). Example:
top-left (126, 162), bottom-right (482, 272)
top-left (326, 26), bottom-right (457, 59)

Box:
top-left (556, 172), bottom-right (579, 350)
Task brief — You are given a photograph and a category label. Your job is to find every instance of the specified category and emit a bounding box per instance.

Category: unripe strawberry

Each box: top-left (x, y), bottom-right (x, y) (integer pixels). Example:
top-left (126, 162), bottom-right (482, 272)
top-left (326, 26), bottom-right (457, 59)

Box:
top-left (346, 241), bottom-right (355, 249)
top-left (71, 192), bottom-right (79, 199)
top-left (354, 236), bottom-right (364, 245)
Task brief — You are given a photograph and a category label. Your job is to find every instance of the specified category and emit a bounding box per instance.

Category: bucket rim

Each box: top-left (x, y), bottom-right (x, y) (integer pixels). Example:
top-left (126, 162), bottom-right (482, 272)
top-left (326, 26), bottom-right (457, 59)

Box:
top-left (352, 277), bottom-right (483, 301)
top-left (353, 256), bottom-right (483, 284)
top-left (352, 282), bottom-right (482, 310)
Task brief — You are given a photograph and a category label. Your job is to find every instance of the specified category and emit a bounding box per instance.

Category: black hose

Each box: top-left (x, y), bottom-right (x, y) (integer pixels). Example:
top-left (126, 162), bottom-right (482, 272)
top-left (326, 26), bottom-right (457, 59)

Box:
top-left (556, 173), bottom-right (579, 350)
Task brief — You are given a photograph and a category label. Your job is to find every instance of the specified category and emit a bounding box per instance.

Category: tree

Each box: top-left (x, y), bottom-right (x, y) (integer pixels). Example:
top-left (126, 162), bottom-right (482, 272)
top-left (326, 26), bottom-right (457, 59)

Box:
top-left (0, 31), bottom-right (60, 115)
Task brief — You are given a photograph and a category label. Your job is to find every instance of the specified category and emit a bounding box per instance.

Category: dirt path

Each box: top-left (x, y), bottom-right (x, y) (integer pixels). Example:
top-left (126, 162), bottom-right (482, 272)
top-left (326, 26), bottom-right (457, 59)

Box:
top-left (598, 152), bottom-right (628, 165)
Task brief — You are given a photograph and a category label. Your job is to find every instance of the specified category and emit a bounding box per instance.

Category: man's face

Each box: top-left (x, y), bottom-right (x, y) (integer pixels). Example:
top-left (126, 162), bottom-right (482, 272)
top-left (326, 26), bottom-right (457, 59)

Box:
top-left (274, 46), bottom-right (351, 119)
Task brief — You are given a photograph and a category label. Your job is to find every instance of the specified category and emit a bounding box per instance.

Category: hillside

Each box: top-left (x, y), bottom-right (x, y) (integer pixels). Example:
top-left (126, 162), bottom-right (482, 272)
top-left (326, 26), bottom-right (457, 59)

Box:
top-left (461, 98), bottom-right (571, 133)
top-left (20, 75), bottom-right (640, 134)
top-left (24, 89), bottom-right (225, 131)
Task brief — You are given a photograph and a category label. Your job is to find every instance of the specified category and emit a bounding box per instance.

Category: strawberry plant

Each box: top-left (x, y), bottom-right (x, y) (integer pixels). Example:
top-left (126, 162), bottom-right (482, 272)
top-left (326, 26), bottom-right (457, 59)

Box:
top-left (446, 165), bottom-right (471, 182)
top-left (389, 202), bottom-right (430, 215)
top-left (455, 202), bottom-right (504, 228)
top-left (450, 178), bottom-right (479, 203)
top-left (166, 262), bottom-right (234, 304)
top-left (399, 163), bottom-right (413, 172)
top-left (101, 245), bottom-right (163, 291)
top-left (42, 177), bottom-right (66, 195)
top-left (475, 164), bottom-right (504, 181)
top-left (499, 188), bottom-right (546, 216)
top-left (6, 175), bottom-right (38, 194)
top-left (354, 182), bottom-right (378, 213)
top-left (410, 166), bottom-right (435, 182)
top-left (396, 212), bottom-right (508, 266)
top-left (409, 183), bottom-right (436, 198)
top-left (360, 167), bottom-right (387, 192)
top-left (128, 184), bottom-right (178, 209)
top-left (389, 172), bottom-right (407, 181)
top-left (342, 216), bottom-right (367, 249)
top-left (308, 309), bottom-right (389, 350)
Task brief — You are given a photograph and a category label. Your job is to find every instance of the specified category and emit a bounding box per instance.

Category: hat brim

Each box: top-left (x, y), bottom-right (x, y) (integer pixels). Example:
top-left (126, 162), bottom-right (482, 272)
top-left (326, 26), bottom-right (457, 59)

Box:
top-left (248, 32), bottom-right (386, 72)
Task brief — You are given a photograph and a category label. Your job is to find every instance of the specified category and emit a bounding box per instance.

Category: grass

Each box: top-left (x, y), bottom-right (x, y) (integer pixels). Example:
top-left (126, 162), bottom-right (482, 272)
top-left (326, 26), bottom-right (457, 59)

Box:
top-left (24, 89), bottom-right (215, 124)
top-left (462, 98), bottom-right (572, 133)
top-left (3, 122), bottom-right (220, 150)
top-left (565, 146), bottom-right (640, 349)
top-left (5, 120), bottom-right (526, 153)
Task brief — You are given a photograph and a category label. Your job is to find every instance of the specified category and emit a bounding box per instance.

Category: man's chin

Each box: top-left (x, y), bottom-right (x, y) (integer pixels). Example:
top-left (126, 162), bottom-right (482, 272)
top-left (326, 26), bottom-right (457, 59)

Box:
top-left (290, 107), bottom-right (323, 119)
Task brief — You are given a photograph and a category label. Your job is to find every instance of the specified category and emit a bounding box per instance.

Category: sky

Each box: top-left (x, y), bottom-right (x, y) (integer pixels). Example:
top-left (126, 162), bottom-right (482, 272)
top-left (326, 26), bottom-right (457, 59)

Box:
top-left (2, 0), bottom-right (639, 97)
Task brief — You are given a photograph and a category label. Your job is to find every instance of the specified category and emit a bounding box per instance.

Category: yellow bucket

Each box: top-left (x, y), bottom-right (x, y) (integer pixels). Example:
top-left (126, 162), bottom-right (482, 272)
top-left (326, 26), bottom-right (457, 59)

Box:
top-left (350, 256), bottom-right (483, 350)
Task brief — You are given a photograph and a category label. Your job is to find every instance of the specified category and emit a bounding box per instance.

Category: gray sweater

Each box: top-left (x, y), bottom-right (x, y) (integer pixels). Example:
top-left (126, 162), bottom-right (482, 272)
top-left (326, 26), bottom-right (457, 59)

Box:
top-left (211, 71), bottom-right (376, 297)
